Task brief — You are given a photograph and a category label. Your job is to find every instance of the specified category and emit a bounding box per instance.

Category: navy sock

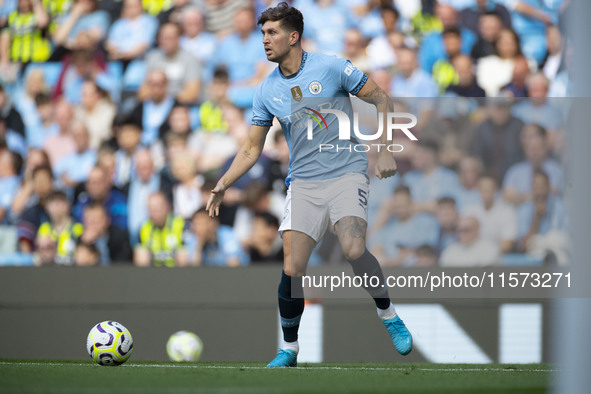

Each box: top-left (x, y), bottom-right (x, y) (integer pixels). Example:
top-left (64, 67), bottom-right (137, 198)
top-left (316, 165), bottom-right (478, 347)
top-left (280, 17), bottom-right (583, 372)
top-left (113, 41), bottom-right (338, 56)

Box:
top-left (347, 249), bottom-right (391, 310)
top-left (278, 271), bottom-right (305, 343)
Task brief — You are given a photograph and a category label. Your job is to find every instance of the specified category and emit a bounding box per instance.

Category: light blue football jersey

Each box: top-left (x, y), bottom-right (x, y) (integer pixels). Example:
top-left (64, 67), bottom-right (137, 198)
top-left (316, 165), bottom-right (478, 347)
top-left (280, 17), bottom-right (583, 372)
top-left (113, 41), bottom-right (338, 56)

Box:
top-left (252, 51), bottom-right (369, 187)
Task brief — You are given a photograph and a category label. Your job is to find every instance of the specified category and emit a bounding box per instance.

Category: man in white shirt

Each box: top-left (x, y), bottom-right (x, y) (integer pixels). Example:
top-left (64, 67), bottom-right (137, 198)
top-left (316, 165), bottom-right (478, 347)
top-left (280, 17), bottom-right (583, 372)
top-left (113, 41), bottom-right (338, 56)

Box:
top-left (463, 174), bottom-right (517, 253)
top-left (440, 216), bottom-right (500, 267)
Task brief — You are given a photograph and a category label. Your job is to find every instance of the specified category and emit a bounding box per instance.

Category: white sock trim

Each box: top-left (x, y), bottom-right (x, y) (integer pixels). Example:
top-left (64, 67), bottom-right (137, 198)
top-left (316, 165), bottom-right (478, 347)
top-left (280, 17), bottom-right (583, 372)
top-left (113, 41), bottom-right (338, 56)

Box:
top-left (377, 303), bottom-right (397, 320)
top-left (281, 339), bottom-right (299, 353)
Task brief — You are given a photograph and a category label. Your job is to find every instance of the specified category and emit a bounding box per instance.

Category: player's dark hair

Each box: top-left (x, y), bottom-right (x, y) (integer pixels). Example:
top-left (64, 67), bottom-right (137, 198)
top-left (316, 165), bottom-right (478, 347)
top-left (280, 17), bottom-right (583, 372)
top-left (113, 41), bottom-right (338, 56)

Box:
top-left (258, 2), bottom-right (304, 43)
top-left (255, 211), bottom-right (280, 228)
top-left (442, 26), bottom-right (461, 38)
top-left (437, 196), bottom-right (456, 207)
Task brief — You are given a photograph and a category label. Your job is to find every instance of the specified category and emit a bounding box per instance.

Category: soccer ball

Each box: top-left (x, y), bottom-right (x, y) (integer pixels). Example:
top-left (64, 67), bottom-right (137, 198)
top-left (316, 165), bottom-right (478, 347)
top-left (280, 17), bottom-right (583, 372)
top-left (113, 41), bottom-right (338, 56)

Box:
top-left (87, 321), bottom-right (134, 366)
top-left (166, 331), bottom-right (203, 361)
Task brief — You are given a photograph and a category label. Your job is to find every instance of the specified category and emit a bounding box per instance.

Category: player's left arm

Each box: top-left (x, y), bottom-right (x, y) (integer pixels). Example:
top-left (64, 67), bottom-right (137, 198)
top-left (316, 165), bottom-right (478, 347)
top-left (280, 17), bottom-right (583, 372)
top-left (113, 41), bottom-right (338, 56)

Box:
top-left (355, 78), bottom-right (397, 179)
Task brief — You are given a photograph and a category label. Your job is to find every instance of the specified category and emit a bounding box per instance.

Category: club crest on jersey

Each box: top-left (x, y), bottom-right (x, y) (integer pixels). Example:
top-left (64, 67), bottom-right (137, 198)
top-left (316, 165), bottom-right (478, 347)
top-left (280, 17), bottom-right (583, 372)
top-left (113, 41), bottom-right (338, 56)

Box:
top-left (308, 81), bottom-right (322, 95)
top-left (291, 86), bottom-right (303, 101)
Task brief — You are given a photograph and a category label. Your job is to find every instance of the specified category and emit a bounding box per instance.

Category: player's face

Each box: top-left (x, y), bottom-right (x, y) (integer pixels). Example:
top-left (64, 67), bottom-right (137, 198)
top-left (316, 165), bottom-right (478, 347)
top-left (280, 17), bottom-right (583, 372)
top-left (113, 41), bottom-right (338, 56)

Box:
top-left (261, 21), bottom-right (292, 63)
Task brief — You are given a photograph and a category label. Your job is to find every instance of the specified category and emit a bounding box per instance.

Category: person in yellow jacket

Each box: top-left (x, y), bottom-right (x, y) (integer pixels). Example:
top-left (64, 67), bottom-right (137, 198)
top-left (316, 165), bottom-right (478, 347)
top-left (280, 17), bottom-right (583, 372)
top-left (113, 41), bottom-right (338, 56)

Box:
top-left (0, 0), bottom-right (52, 64)
top-left (36, 190), bottom-right (83, 265)
top-left (134, 191), bottom-right (188, 267)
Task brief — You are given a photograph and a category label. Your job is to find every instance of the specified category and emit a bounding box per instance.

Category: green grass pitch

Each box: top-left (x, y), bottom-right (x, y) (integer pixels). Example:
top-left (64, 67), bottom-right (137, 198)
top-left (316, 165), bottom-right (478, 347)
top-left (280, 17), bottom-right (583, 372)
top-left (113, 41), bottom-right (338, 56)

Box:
top-left (0, 360), bottom-right (551, 393)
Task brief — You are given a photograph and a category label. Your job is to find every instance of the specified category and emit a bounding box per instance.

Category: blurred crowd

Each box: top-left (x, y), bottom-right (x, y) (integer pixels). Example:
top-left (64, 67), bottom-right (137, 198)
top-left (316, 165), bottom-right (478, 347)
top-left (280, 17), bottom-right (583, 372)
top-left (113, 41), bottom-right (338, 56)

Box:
top-left (0, 0), bottom-right (571, 267)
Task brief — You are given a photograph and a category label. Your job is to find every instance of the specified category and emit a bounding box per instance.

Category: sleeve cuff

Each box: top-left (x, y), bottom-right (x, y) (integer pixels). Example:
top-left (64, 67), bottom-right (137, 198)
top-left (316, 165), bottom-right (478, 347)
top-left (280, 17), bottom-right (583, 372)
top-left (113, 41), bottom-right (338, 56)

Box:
top-left (251, 119), bottom-right (273, 127)
top-left (350, 74), bottom-right (369, 96)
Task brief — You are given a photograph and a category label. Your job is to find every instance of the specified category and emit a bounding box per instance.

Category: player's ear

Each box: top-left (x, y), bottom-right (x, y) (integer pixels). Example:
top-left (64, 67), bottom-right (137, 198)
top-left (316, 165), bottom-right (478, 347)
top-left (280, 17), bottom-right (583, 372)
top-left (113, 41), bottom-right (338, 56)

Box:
top-left (289, 31), bottom-right (299, 46)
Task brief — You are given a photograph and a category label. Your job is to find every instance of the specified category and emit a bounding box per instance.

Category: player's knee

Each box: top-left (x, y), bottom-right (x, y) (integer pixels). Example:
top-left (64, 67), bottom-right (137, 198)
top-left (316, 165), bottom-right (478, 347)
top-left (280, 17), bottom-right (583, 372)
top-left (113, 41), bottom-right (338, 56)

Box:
top-left (342, 241), bottom-right (366, 261)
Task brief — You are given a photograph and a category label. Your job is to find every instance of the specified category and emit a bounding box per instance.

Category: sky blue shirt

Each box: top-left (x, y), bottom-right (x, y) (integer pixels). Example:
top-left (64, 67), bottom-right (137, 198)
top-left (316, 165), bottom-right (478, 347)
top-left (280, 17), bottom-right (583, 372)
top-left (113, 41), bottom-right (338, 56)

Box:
top-left (252, 51), bottom-right (369, 187)
top-left (369, 213), bottom-right (440, 259)
top-left (213, 31), bottom-right (267, 82)
top-left (0, 175), bottom-right (20, 224)
top-left (63, 10), bottom-right (110, 42)
top-left (304, 2), bottom-right (355, 54)
top-left (403, 166), bottom-right (461, 203)
top-left (517, 195), bottom-right (568, 238)
top-left (391, 69), bottom-right (438, 98)
top-left (128, 175), bottom-right (161, 246)
top-left (107, 14), bottom-right (158, 53)
top-left (26, 122), bottom-right (59, 149)
top-left (184, 226), bottom-right (250, 266)
top-left (503, 159), bottom-right (564, 195)
top-left (512, 100), bottom-right (564, 131)
top-left (419, 28), bottom-right (477, 73)
top-left (54, 149), bottom-right (97, 185)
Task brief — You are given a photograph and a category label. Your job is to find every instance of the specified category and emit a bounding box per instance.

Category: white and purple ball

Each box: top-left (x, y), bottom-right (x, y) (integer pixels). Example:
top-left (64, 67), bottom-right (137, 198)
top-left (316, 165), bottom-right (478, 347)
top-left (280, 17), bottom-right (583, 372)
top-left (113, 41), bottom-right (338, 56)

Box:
top-left (87, 321), bottom-right (133, 366)
top-left (166, 331), bottom-right (203, 362)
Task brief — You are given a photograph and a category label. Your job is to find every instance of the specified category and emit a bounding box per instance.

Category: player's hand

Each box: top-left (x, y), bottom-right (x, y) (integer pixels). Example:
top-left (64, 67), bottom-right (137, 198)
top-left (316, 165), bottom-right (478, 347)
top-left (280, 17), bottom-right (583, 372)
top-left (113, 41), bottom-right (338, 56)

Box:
top-left (375, 152), bottom-right (397, 179)
top-left (206, 183), bottom-right (226, 217)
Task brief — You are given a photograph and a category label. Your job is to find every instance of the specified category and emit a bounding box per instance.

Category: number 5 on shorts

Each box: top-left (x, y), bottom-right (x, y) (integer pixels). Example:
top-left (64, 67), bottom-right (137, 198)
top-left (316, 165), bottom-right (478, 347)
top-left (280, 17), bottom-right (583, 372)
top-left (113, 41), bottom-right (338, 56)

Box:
top-left (358, 188), bottom-right (368, 208)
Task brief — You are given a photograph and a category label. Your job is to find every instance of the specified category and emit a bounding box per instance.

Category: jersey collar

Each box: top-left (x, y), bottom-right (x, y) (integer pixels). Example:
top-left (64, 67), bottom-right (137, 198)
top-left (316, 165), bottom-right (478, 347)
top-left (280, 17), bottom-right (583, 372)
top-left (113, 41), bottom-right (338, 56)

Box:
top-left (279, 51), bottom-right (308, 80)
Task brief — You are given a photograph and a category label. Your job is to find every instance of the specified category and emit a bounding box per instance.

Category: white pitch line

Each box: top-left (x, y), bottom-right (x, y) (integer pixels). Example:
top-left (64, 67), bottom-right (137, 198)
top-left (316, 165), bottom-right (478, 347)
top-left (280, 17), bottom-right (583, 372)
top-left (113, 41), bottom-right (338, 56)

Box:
top-left (0, 361), bottom-right (558, 372)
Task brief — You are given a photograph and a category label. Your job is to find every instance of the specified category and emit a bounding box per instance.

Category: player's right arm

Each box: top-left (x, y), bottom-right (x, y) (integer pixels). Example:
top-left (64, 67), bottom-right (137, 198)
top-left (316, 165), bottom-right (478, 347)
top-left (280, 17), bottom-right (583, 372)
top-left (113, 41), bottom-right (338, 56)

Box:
top-left (206, 124), bottom-right (271, 217)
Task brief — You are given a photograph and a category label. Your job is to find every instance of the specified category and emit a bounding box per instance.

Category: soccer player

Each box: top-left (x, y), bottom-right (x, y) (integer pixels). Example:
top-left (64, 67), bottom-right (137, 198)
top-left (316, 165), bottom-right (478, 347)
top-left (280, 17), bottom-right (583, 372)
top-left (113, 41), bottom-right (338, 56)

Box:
top-left (206, 2), bottom-right (412, 367)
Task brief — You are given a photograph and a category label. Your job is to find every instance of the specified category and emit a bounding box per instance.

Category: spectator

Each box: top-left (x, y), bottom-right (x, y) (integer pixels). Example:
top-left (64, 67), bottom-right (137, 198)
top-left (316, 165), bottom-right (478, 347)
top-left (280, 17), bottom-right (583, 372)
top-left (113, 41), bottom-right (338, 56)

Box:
top-left (432, 27), bottom-right (462, 92)
top-left (517, 170), bottom-right (569, 264)
top-left (52, 0), bottom-right (110, 51)
top-left (185, 207), bottom-right (248, 266)
top-left (470, 11), bottom-right (504, 60)
top-left (460, 0), bottom-right (512, 34)
top-left (463, 174), bottom-right (518, 253)
top-left (114, 121), bottom-right (142, 190)
top-left (0, 0), bottom-right (51, 64)
top-left (198, 66), bottom-right (231, 134)
top-left (457, 156), bottom-right (483, 209)
top-left (157, 0), bottom-right (194, 25)
top-left (403, 140), bottom-right (461, 214)
top-left (14, 69), bottom-right (47, 133)
top-left (446, 53), bottom-right (485, 97)
top-left (43, 99), bottom-right (76, 166)
top-left (36, 190), bottom-right (83, 265)
top-left (127, 149), bottom-right (160, 245)
top-left (0, 149), bottom-right (21, 224)
top-left (503, 0), bottom-right (553, 65)
top-left (129, 70), bottom-right (175, 145)
top-left (418, 3), bottom-right (476, 74)
top-left (79, 202), bottom-right (132, 264)
top-left (245, 211), bottom-right (283, 264)
top-left (204, 0), bottom-right (248, 35)
top-left (25, 93), bottom-right (58, 149)
top-left (440, 216), bottom-right (499, 266)
top-left (472, 100), bottom-right (524, 182)
top-left (342, 28), bottom-right (370, 73)
top-left (500, 55), bottom-right (530, 97)
top-left (212, 7), bottom-right (267, 107)
top-left (369, 185), bottom-right (439, 266)
top-left (96, 147), bottom-right (118, 192)
top-left (34, 233), bottom-right (57, 265)
top-left (390, 47), bottom-right (437, 98)
top-left (0, 84), bottom-right (24, 136)
top-left (171, 150), bottom-right (203, 220)
top-left (366, 5), bottom-right (400, 71)
top-left (179, 7), bottom-right (216, 67)
top-left (72, 165), bottom-right (128, 230)
top-left (0, 103), bottom-right (27, 158)
top-left (503, 123), bottom-right (563, 205)
top-left (9, 148), bottom-right (50, 217)
top-left (512, 72), bottom-right (564, 135)
top-left (53, 121), bottom-right (97, 191)
top-left (540, 24), bottom-right (564, 81)
top-left (74, 80), bottom-right (116, 149)
top-left (435, 196), bottom-right (460, 257)
top-left (16, 164), bottom-right (52, 252)
top-left (105, 0), bottom-right (158, 65)
top-left (143, 22), bottom-right (201, 104)
top-left (135, 191), bottom-right (187, 267)
top-left (476, 28), bottom-right (525, 97)
top-left (73, 240), bottom-right (101, 266)
top-left (142, 0), bottom-right (173, 17)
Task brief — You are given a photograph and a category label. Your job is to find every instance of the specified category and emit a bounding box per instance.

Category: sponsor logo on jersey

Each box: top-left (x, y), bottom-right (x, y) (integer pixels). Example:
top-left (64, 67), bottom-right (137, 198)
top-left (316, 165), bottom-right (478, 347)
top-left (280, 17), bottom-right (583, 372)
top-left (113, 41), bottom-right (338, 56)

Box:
top-left (308, 81), bottom-right (322, 95)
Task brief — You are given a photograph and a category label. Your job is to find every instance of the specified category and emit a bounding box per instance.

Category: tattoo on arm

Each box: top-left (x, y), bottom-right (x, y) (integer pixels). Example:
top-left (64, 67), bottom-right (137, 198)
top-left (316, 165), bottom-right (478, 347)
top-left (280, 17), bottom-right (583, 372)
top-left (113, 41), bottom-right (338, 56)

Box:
top-left (335, 216), bottom-right (367, 241)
